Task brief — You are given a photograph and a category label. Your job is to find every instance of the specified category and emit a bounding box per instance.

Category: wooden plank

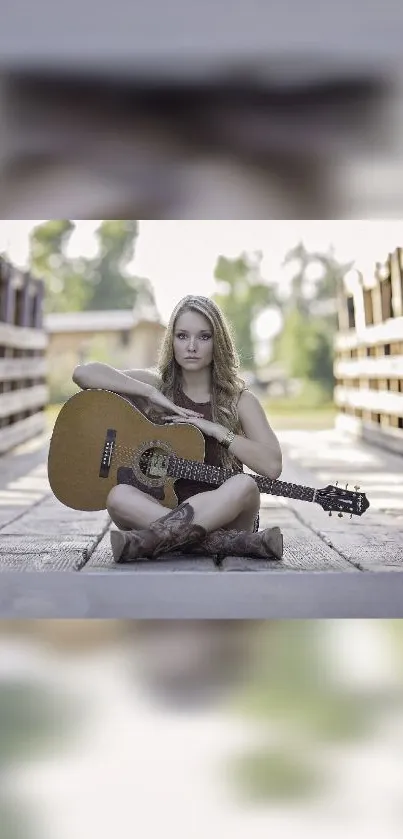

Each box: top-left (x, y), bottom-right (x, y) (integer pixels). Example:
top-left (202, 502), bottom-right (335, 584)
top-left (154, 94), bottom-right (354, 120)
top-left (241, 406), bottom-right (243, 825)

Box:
top-left (0, 385), bottom-right (48, 418)
top-left (5, 569), bottom-right (403, 618)
top-left (337, 287), bottom-right (350, 331)
top-left (391, 247), bottom-right (403, 318)
top-left (0, 491), bottom-right (111, 570)
top-left (1, 277), bottom-right (16, 324)
top-left (33, 284), bottom-right (45, 329)
top-left (352, 286), bottom-right (366, 333)
top-left (0, 357), bottom-right (48, 381)
top-left (0, 535), bottom-right (90, 570)
top-left (0, 413), bottom-right (46, 454)
top-left (334, 385), bottom-right (403, 416)
top-left (0, 322), bottom-right (48, 351)
top-left (359, 420), bottom-right (403, 454)
top-left (334, 316), bottom-right (403, 351)
top-left (363, 287), bottom-right (374, 326)
top-left (334, 355), bottom-right (403, 379)
top-left (312, 527), bottom-right (403, 572)
top-left (381, 274), bottom-right (393, 321)
top-left (0, 516), bottom-right (110, 537)
top-left (335, 414), bottom-right (403, 456)
top-left (219, 531), bottom-right (356, 572)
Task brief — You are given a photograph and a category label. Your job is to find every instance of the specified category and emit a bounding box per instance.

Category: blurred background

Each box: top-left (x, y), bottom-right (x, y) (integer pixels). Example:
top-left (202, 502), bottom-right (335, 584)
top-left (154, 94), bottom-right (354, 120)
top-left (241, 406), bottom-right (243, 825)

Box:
top-left (1, 619), bottom-right (403, 839)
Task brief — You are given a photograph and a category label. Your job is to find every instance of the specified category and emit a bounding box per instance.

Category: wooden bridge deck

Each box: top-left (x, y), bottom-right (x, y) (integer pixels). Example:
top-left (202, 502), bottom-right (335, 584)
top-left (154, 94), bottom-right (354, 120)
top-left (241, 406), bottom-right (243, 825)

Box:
top-left (0, 426), bottom-right (402, 618)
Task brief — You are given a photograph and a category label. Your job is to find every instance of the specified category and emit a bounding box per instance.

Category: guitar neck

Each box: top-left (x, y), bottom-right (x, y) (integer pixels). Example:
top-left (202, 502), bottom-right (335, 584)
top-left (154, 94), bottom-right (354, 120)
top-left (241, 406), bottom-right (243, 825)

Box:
top-left (167, 456), bottom-right (315, 505)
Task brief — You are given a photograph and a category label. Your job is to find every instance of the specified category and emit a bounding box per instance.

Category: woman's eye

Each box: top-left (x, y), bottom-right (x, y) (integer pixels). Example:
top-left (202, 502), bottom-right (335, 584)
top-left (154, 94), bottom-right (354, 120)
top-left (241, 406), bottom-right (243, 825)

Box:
top-left (175, 333), bottom-right (211, 340)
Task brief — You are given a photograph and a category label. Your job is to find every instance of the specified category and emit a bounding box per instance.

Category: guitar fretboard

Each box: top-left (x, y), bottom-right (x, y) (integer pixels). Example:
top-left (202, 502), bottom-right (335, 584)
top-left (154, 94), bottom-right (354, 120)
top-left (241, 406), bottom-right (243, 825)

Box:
top-left (167, 455), bottom-right (315, 504)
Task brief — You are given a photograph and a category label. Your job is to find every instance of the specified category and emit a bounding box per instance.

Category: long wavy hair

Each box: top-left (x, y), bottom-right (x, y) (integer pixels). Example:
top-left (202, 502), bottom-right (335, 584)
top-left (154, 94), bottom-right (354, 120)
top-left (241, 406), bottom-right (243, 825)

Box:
top-left (155, 295), bottom-right (246, 470)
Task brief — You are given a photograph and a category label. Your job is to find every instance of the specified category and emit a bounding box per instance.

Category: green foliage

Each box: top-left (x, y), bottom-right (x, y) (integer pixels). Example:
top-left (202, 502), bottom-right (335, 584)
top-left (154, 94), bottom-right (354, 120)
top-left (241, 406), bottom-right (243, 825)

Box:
top-left (0, 682), bottom-right (79, 764)
top-left (212, 251), bottom-right (280, 370)
top-left (224, 623), bottom-right (387, 804)
top-left (228, 748), bottom-right (323, 802)
top-left (273, 308), bottom-right (335, 394)
top-left (272, 240), bottom-right (352, 391)
top-left (29, 219), bottom-right (156, 314)
top-left (29, 220), bottom-right (91, 314)
top-left (84, 220), bottom-right (154, 311)
top-left (0, 679), bottom-right (86, 839)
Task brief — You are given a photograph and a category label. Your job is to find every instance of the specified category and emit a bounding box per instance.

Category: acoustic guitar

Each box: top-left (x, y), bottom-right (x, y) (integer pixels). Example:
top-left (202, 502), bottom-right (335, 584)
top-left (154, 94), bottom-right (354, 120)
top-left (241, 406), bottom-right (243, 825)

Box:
top-left (48, 389), bottom-right (370, 518)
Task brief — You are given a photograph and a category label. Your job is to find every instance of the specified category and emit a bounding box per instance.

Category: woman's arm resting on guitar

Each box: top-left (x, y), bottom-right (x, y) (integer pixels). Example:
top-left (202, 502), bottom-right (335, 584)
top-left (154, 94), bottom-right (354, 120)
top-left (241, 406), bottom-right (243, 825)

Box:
top-left (72, 362), bottom-right (156, 398)
top-left (72, 362), bottom-right (203, 419)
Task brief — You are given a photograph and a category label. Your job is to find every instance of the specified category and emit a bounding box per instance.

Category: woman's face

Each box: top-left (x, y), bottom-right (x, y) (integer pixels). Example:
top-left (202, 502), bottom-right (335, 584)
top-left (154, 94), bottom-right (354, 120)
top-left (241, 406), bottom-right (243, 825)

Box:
top-left (173, 309), bottom-right (214, 372)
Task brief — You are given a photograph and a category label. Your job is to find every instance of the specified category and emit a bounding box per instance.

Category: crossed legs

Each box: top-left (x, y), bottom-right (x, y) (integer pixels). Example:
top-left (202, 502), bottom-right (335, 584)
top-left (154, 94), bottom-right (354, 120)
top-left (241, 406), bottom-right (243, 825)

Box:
top-left (106, 474), bottom-right (283, 562)
top-left (106, 473), bottom-right (261, 536)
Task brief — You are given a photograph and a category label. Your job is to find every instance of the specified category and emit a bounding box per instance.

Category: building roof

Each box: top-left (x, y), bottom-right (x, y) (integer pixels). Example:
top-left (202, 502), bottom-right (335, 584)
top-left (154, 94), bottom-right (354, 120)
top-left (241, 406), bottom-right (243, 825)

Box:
top-left (45, 309), bottom-right (166, 334)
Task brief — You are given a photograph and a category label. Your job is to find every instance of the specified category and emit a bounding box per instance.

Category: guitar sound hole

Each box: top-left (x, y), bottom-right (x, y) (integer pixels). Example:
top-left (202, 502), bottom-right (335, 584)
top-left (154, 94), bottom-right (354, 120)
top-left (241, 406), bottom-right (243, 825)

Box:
top-left (139, 447), bottom-right (169, 479)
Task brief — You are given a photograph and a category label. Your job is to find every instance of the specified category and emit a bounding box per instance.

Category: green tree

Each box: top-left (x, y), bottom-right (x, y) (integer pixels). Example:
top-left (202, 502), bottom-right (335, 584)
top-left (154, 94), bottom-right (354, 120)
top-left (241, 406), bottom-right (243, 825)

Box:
top-left (212, 251), bottom-right (280, 370)
top-left (280, 240), bottom-right (351, 319)
top-left (29, 219), bottom-right (156, 314)
top-left (29, 220), bottom-right (91, 314)
top-left (83, 220), bottom-right (155, 311)
top-left (272, 241), bottom-right (352, 393)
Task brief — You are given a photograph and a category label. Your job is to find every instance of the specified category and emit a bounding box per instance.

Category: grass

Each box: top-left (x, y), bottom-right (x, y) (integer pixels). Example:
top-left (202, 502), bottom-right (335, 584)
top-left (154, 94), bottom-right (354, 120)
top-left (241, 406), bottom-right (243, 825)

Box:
top-left (267, 408), bottom-right (336, 431)
top-left (261, 381), bottom-right (337, 431)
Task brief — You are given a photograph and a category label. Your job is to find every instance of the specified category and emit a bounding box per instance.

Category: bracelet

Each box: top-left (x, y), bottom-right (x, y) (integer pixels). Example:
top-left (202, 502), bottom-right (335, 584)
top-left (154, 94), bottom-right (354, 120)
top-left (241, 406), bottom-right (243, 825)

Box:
top-left (220, 430), bottom-right (236, 449)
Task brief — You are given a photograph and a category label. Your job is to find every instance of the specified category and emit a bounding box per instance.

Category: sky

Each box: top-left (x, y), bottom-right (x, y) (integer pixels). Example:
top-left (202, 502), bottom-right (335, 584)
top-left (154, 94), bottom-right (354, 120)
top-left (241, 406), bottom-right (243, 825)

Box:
top-left (1, 219), bottom-right (402, 343)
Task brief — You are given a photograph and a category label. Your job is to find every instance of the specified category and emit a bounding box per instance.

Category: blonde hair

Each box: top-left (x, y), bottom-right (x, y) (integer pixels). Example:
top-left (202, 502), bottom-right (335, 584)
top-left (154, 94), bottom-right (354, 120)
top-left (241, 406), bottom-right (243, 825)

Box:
top-left (156, 295), bottom-right (246, 470)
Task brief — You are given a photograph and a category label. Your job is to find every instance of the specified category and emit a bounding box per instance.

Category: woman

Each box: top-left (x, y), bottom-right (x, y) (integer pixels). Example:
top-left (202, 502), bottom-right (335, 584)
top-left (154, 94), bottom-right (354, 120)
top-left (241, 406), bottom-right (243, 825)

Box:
top-left (72, 295), bottom-right (283, 563)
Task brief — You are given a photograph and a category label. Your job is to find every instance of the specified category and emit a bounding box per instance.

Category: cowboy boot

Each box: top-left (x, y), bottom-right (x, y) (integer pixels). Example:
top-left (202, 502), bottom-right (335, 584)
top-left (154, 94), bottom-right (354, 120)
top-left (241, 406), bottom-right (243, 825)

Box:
top-left (187, 526), bottom-right (283, 561)
top-left (110, 502), bottom-right (207, 563)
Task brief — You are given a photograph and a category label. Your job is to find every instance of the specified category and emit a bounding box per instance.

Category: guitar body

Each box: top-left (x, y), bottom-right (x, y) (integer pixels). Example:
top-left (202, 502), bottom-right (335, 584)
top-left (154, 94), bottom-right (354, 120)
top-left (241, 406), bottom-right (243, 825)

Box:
top-left (47, 389), bottom-right (206, 511)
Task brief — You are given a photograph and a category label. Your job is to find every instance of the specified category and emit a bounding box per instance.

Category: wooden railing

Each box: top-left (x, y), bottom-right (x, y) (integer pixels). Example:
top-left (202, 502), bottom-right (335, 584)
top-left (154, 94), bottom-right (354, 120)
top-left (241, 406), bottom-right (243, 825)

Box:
top-left (0, 256), bottom-right (48, 454)
top-left (334, 246), bottom-right (403, 455)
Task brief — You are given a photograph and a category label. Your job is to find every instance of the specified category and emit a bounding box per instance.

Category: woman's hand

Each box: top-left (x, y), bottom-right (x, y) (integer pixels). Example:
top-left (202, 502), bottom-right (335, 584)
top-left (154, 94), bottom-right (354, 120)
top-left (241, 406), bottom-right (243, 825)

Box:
top-left (161, 414), bottom-right (224, 439)
top-left (149, 387), bottom-right (204, 419)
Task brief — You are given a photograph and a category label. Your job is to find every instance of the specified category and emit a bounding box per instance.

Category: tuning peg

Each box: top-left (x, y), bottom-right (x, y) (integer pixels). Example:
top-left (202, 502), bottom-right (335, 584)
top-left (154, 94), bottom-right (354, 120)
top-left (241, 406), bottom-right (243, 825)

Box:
top-left (345, 483), bottom-right (349, 490)
top-left (328, 511), bottom-right (332, 516)
top-left (338, 512), bottom-right (343, 518)
top-left (354, 485), bottom-right (360, 491)
top-left (350, 514), bottom-right (353, 519)
top-left (335, 480), bottom-right (338, 486)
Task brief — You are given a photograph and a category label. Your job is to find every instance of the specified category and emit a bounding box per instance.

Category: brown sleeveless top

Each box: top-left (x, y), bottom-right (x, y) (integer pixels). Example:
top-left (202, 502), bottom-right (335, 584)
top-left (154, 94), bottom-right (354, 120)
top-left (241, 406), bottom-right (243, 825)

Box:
top-left (173, 388), bottom-right (231, 504)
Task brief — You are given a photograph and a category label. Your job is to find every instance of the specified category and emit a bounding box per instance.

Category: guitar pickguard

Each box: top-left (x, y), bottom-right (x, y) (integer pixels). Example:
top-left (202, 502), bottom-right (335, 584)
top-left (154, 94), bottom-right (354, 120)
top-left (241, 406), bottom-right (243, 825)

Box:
top-left (116, 467), bottom-right (165, 501)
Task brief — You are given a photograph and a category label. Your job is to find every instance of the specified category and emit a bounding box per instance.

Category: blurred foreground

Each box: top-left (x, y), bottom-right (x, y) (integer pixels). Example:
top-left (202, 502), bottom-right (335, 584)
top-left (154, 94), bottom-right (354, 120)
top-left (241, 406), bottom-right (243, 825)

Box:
top-left (1, 620), bottom-right (403, 839)
top-left (1, 72), bottom-right (402, 219)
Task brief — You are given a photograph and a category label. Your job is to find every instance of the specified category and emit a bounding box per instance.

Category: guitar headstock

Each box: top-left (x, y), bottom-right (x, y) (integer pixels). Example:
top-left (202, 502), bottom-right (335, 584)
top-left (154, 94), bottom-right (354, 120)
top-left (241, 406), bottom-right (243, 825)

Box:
top-left (316, 482), bottom-right (370, 517)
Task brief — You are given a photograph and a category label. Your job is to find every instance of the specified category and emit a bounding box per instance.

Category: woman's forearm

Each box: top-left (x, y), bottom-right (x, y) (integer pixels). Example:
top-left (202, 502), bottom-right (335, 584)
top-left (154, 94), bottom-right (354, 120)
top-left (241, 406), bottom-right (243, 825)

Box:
top-left (72, 362), bottom-right (153, 399)
top-left (216, 426), bottom-right (282, 479)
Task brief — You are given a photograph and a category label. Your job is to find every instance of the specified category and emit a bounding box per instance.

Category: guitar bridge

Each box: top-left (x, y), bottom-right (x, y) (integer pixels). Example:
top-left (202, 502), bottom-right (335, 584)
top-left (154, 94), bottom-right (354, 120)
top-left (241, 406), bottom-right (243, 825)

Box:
top-left (99, 428), bottom-right (116, 477)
